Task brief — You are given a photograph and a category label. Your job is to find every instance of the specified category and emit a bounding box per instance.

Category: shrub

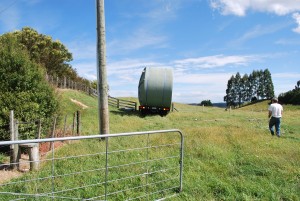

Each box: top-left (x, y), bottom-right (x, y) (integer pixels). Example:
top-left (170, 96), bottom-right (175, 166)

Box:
top-left (0, 35), bottom-right (59, 140)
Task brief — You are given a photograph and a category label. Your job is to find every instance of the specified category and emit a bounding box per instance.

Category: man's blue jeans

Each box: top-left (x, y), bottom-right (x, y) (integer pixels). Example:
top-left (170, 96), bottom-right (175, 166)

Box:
top-left (269, 117), bottom-right (281, 136)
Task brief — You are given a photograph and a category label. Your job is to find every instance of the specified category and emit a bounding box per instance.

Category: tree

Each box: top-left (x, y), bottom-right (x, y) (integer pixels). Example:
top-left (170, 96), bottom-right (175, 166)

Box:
top-left (224, 75), bottom-right (235, 106)
top-left (279, 80), bottom-right (300, 105)
top-left (241, 74), bottom-right (250, 102)
top-left (200, 100), bottom-right (213, 106)
top-left (250, 70), bottom-right (259, 99)
top-left (224, 68), bottom-right (274, 106)
top-left (8, 27), bottom-right (75, 78)
top-left (296, 80), bottom-right (300, 89)
top-left (262, 69), bottom-right (274, 99)
top-left (0, 34), bottom-right (59, 140)
top-left (234, 72), bottom-right (243, 106)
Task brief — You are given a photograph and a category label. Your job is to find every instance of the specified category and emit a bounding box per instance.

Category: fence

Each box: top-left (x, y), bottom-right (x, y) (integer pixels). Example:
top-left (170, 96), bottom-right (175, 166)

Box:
top-left (46, 74), bottom-right (91, 94)
top-left (47, 75), bottom-right (138, 111)
top-left (108, 96), bottom-right (137, 111)
top-left (0, 129), bottom-right (184, 200)
top-left (7, 110), bottom-right (83, 170)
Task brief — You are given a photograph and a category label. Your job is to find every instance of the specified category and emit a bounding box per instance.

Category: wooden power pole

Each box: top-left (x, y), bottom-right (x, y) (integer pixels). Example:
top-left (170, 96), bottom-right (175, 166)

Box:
top-left (96, 0), bottom-right (109, 134)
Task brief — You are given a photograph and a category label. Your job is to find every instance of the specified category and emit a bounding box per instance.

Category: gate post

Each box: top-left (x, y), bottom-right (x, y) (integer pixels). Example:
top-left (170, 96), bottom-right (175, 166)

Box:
top-left (10, 110), bottom-right (19, 170)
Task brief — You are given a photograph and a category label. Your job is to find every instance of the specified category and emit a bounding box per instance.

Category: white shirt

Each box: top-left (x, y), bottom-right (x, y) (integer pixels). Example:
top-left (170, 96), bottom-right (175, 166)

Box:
top-left (268, 103), bottom-right (283, 118)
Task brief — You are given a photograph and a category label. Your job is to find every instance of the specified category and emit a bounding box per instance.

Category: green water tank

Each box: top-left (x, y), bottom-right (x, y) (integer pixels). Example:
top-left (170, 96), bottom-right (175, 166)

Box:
top-left (138, 67), bottom-right (173, 110)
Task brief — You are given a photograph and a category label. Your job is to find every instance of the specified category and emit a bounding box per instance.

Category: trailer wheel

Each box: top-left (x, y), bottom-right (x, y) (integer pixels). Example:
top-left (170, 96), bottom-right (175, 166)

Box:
top-left (159, 110), bottom-right (169, 116)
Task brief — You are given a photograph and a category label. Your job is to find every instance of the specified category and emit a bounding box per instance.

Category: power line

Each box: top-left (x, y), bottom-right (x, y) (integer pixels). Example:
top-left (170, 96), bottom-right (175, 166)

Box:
top-left (0, 0), bottom-right (18, 16)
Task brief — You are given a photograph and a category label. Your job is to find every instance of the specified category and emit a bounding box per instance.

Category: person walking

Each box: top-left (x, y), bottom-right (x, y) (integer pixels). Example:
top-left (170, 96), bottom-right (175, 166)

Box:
top-left (268, 97), bottom-right (283, 137)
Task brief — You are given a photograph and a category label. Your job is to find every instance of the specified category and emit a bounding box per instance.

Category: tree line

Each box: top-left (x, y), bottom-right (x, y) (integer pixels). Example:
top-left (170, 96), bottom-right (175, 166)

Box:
top-left (279, 80), bottom-right (300, 105)
top-left (224, 69), bottom-right (275, 107)
top-left (0, 27), bottom-right (92, 140)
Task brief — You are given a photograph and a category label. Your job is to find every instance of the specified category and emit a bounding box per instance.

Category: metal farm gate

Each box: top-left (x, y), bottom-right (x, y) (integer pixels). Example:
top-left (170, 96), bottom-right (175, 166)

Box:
top-left (0, 129), bottom-right (184, 200)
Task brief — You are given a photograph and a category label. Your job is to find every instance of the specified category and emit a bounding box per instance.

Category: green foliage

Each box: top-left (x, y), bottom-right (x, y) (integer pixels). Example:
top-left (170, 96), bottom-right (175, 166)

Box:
top-left (0, 34), bottom-right (58, 140)
top-left (200, 100), bottom-right (213, 106)
top-left (279, 87), bottom-right (300, 105)
top-left (278, 80), bottom-right (300, 105)
top-left (224, 69), bottom-right (274, 106)
top-left (9, 27), bottom-right (73, 78)
top-left (9, 27), bottom-right (91, 87)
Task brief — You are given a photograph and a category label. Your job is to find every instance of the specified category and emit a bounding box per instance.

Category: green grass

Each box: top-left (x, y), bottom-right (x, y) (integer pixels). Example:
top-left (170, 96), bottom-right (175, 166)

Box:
top-left (2, 90), bottom-right (300, 200)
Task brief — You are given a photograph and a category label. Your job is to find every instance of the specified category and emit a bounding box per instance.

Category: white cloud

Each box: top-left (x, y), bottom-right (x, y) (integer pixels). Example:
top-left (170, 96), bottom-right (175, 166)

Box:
top-left (71, 61), bottom-right (97, 81)
top-left (292, 12), bottom-right (300, 33)
top-left (173, 72), bottom-right (232, 102)
top-left (173, 54), bottom-right (257, 69)
top-left (174, 72), bottom-right (232, 84)
top-left (173, 81), bottom-right (228, 103)
top-left (68, 41), bottom-right (96, 61)
top-left (272, 73), bottom-right (300, 96)
top-left (210, 0), bottom-right (300, 16)
top-left (210, 0), bottom-right (248, 16)
top-left (107, 29), bottom-right (168, 55)
top-left (272, 72), bottom-right (300, 79)
top-left (210, 1), bottom-right (300, 34)
top-left (231, 23), bottom-right (290, 45)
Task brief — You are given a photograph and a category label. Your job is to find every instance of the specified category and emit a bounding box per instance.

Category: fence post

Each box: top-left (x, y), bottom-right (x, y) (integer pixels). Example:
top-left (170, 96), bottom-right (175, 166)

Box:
top-left (76, 111), bottom-right (81, 136)
top-left (49, 117), bottom-right (57, 151)
top-left (14, 120), bottom-right (19, 169)
top-left (63, 115), bottom-right (67, 137)
top-left (10, 111), bottom-right (19, 170)
top-left (36, 119), bottom-right (42, 139)
top-left (72, 112), bottom-right (76, 136)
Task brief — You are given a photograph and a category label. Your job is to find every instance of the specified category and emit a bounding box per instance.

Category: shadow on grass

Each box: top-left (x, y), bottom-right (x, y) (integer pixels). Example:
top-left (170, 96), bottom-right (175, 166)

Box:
top-left (110, 108), bottom-right (141, 117)
top-left (111, 108), bottom-right (169, 118)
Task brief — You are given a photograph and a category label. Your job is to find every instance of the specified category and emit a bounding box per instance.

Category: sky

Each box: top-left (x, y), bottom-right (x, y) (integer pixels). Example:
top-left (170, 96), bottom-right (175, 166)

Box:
top-left (0, 0), bottom-right (300, 103)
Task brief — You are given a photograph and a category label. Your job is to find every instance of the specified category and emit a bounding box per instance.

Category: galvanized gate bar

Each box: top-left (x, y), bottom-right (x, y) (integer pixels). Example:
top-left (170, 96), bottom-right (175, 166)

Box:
top-left (0, 129), bottom-right (183, 145)
top-left (0, 129), bottom-right (184, 200)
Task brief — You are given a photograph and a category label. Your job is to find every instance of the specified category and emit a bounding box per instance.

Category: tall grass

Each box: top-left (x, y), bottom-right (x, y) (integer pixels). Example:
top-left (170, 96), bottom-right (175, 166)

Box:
top-left (3, 89), bottom-right (300, 200)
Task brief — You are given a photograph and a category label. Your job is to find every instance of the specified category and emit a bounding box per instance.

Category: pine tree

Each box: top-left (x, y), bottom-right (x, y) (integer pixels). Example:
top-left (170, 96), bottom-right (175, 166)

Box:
top-left (224, 68), bottom-right (275, 105)
top-left (224, 75), bottom-right (235, 106)
top-left (262, 69), bottom-right (274, 99)
top-left (234, 72), bottom-right (243, 106)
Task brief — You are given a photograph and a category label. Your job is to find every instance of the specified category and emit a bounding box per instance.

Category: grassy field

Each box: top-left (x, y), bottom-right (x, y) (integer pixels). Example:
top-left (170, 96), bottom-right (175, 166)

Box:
top-left (2, 89), bottom-right (300, 200)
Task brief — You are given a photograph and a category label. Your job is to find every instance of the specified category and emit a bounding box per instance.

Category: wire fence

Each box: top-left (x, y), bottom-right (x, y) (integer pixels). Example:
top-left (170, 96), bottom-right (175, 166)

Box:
top-left (46, 74), bottom-right (91, 95)
top-left (0, 129), bottom-right (184, 200)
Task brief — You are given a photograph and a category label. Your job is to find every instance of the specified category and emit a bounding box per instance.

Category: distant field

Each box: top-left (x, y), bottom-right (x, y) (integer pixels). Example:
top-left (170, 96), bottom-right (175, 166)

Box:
top-left (2, 89), bottom-right (299, 200)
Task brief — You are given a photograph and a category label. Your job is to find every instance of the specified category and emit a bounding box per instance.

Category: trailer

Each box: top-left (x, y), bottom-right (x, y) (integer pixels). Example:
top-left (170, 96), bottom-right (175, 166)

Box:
top-left (138, 67), bottom-right (173, 116)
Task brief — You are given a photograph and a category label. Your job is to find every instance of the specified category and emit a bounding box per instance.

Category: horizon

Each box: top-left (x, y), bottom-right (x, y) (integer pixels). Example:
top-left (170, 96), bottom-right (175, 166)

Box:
top-left (1, 0), bottom-right (300, 103)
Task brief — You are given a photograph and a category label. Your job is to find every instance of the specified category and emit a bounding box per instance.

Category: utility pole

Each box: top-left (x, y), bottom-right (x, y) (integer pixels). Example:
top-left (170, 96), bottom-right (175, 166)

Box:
top-left (96, 0), bottom-right (109, 134)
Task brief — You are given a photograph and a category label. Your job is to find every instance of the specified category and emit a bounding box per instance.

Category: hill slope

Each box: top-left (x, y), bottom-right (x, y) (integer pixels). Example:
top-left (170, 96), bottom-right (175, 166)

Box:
top-left (2, 90), bottom-right (298, 200)
top-left (55, 90), bottom-right (300, 200)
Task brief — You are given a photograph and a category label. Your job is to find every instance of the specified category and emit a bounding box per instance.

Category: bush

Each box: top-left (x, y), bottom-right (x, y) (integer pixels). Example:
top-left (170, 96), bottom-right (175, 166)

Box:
top-left (0, 35), bottom-right (59, 140)
top-left (279, 89), bottom-right (300, 105)
top-left (200, 100), bottom-right (213, 106)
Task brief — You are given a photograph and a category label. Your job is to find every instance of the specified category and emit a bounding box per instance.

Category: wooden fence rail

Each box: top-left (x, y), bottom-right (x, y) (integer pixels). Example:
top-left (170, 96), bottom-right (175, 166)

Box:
top-left (108, 96), bottom-right (137, 111)
top-left (46, 74), bottom-right (138, 111)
